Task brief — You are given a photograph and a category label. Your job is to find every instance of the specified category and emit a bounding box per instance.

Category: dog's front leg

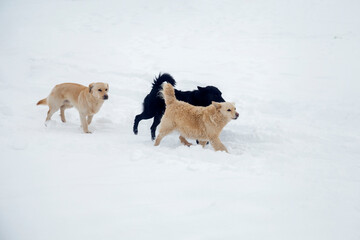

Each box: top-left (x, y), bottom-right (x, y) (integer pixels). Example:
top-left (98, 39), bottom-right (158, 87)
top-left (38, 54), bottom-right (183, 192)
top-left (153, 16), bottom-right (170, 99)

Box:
top-left (210, 137), bottom-right (228, 153)
top-left (80, 113), bottom-right (91, 133)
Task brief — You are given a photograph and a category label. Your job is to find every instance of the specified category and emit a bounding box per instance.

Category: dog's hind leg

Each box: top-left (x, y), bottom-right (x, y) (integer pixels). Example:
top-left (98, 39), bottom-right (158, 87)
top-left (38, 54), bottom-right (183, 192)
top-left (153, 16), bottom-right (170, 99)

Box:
top-left (46, 104), bottom-right (61, 122)
top-left (154, 121), bottom-right (175, 146)
top-left (210, 137), bottom-right (228, 153)
top-left (150, 114), bottom-right (162, 140)
top-left (60, 101), bottom-right (72, 123)
top-left (179, 136), bottom-right (192, 147)
top-left (133, 112), bottom-right (153, 135)
top-left (60, 106), bottom-right (66, 122)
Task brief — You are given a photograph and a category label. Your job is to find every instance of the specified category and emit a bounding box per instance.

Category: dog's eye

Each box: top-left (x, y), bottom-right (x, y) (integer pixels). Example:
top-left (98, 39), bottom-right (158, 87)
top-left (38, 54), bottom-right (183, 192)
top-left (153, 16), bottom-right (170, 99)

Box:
top-left (105, 89), bottom-right (108, 91)
top-left (227, 109), bottom-right (231, 112)
top-left (98, 89), bottom-right (102, 92)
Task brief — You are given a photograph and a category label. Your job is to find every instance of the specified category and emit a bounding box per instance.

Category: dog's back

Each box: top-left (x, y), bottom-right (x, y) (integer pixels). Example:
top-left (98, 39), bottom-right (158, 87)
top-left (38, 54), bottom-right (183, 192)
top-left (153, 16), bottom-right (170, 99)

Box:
top-left (175, 86), bottom-right (224, 106)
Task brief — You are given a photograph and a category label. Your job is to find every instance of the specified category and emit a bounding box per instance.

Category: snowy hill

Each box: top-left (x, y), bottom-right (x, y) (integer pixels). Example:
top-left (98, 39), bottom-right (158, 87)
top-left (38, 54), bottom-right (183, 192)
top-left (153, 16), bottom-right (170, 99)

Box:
top-left (0, 0), bottom-right (359, 239)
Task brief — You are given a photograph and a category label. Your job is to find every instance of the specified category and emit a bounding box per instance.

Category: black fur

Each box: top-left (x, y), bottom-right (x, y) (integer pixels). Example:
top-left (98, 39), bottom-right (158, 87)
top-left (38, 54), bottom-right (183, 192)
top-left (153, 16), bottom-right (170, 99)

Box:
top-left (133, 73), bottom-right (225, 140)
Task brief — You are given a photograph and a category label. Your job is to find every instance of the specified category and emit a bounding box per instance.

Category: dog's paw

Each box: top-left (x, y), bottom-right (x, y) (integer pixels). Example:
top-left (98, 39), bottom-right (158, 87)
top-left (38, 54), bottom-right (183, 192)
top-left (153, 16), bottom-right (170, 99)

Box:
top-left (179, 136), bottom-right (193, 147)
top-left (196, 140), bottom-right (209, 147)
top-left (44, 120), bottom-right (56, 128)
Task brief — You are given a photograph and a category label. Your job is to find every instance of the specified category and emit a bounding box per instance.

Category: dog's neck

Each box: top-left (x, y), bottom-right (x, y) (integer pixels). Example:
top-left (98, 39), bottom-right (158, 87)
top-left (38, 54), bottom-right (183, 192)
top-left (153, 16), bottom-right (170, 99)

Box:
top-left (206, 105), bottom-right (231, 128)
top-left (79, 91), bottom-right (104, 114)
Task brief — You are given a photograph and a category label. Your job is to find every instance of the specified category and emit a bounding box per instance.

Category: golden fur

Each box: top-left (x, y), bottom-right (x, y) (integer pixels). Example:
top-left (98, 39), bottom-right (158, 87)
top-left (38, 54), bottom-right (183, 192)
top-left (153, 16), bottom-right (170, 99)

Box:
top-left (154, 83), bottom-right (239, 152)
top-left (37, 82), bottom-right (109, 133)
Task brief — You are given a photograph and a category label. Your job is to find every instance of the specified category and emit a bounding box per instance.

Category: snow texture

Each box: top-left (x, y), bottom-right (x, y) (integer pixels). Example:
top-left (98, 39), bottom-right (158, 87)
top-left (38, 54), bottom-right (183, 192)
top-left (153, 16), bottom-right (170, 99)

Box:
top-left (0, 0), bottom-right (359, 239)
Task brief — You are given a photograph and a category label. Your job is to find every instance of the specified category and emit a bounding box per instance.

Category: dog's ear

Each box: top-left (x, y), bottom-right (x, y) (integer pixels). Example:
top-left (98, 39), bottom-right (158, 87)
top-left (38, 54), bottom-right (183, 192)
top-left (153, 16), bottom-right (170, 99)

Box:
top-left (197, 86), bottom-right (204, 91)
top-left (89, 83), bottom-right (95, 93)
top-left (212, 101), bottom-right (222, 110)
top-left (106, 83), bottom-right (109, 91)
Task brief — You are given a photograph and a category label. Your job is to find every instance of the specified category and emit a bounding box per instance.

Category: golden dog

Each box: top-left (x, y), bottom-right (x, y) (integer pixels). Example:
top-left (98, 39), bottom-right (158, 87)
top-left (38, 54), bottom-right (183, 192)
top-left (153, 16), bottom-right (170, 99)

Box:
top-left (154, 83), bottom-right (238, 152)
top-left (37, 82), bottom-right (109, 133)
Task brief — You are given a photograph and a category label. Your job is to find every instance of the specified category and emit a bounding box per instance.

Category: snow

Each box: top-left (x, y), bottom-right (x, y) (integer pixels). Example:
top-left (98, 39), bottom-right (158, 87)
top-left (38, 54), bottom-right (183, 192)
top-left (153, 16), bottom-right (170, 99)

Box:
top-left (0, 0), bottom-right (360, 239)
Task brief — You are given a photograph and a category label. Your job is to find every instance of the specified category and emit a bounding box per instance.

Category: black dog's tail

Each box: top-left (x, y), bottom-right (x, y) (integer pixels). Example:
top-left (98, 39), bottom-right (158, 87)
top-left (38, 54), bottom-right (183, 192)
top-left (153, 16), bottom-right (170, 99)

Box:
top-left (152, 73), bottom-right (176, 89)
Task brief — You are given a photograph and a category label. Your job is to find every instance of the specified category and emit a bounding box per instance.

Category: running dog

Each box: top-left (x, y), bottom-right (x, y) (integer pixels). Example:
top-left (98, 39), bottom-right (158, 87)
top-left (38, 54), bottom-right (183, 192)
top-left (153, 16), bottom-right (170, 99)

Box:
top-left (37, 82), bottom-right (109, 133)
top-left (154, 83), bottom-right (238, 153)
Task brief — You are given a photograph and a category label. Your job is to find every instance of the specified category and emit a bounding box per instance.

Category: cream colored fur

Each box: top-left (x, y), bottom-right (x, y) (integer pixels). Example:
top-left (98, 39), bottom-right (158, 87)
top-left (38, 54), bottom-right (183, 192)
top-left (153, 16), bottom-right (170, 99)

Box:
top-left (154, 83), bottom-right (239, 153)
top-left (37, 82), bottom-right (109, 133)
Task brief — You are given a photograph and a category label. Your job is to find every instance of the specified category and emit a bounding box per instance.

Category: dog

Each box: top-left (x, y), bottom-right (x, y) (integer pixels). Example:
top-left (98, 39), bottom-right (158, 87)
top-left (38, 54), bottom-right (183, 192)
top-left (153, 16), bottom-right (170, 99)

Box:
top-left (133, 73), bottom-right (225, 140)
top-left (154, 83), bottom-right (239, 153)
top-left (37, 82), bottom-right (109, 133)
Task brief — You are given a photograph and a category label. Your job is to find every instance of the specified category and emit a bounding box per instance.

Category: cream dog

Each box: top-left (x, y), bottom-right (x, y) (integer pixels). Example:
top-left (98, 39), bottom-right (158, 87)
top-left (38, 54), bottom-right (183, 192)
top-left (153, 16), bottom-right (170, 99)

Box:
top-left (154, 83), bottom-right (238, 152)
top-left (37, 82), bottom-right (109, 133)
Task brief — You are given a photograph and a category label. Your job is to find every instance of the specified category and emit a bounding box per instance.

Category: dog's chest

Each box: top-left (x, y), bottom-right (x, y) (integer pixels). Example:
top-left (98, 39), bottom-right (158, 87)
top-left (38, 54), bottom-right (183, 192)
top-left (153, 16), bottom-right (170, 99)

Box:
top-left (88, 102), bottom-right (103, 114)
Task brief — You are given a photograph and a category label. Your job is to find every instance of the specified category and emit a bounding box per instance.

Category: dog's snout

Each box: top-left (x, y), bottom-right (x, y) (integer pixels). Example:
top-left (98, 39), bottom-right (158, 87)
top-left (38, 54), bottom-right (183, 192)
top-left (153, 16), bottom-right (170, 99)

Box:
top-left (103, 95), bottom-right (108, 100)
top-left (234, 112), bottom-right (239, 120)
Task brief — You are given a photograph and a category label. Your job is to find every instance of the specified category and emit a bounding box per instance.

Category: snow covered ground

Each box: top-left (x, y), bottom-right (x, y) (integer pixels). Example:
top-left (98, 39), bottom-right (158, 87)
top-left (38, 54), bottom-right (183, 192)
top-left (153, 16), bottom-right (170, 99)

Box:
top-left (0, 0), bottom-right (359, 239)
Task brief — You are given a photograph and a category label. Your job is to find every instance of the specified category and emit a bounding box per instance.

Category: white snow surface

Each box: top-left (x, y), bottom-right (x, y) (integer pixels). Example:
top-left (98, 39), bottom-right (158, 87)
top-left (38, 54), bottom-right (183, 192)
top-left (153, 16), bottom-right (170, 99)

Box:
top-left (1, 0), bottom-right (360, 239)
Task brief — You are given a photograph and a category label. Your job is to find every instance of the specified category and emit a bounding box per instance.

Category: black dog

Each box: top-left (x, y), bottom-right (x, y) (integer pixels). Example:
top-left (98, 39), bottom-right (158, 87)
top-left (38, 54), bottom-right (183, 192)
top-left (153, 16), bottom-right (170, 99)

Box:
top-left (133, 73), bottom-right (225, 140)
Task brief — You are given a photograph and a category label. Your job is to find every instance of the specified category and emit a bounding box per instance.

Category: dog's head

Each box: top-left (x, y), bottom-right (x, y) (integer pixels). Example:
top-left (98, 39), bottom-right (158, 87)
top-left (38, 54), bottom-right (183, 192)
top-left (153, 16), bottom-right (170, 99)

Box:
top-left (212, 101), bottom-right (239, 120)
top-left (197, 86), bottom-right (225, 105)
top-left (89, 82), bottom-right (109, 100)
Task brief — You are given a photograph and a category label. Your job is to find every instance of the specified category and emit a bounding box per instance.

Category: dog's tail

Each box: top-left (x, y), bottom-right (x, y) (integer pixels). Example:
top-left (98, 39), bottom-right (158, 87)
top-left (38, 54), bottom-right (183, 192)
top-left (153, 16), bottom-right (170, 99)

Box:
top-left (152, 73), bottom-right (176, 89)
top-left (36, 98), bottom-right (47, 105)
top-left (162, 83), bottom-right (176, 105)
